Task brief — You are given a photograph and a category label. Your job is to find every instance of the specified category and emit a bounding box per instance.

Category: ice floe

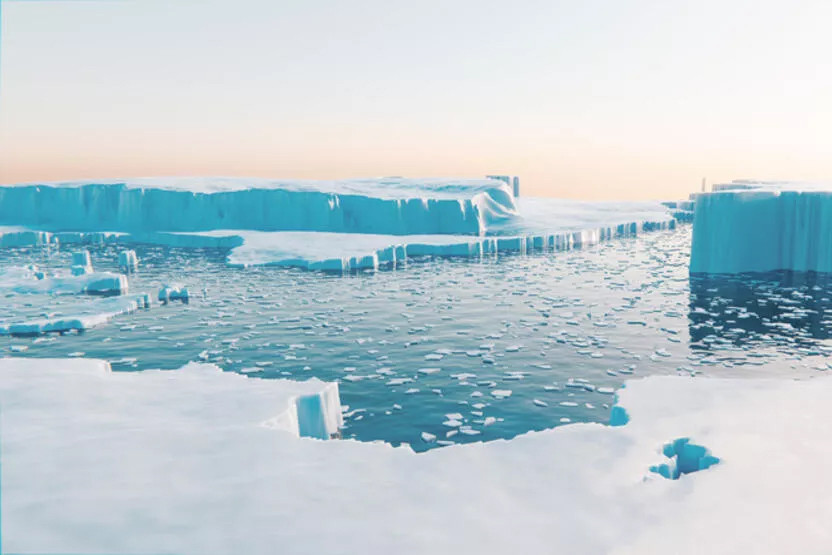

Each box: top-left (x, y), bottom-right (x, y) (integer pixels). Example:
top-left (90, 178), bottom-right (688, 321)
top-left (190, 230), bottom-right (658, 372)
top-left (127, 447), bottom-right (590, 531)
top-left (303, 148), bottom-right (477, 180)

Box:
top-left (1, 357), bottom-right (830, 553)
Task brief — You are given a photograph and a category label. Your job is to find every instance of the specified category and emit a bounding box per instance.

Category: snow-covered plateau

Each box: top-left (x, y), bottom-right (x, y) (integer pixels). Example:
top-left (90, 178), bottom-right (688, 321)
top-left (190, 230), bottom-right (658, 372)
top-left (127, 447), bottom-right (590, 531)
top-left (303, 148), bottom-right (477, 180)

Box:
top-left (1, 356), bottom-right (829, 554)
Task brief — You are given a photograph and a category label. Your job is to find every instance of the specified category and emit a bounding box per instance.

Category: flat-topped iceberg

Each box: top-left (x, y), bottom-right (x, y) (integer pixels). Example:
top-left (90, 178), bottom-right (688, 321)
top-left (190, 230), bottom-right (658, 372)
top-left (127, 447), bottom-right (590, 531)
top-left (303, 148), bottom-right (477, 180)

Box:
top-left (1, 356), bottom-right (829, 553)
top-left (691, 184), bottom-right (832, 273)
top-left (0, 177), bottom-right (518, 236)
top-left (0, 176), bottom-right (680, 273)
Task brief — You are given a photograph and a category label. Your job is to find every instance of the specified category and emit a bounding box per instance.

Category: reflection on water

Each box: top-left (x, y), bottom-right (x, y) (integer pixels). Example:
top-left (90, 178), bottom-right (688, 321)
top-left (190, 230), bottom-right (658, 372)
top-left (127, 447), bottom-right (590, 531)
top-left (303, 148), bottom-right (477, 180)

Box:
top-left (689, 272), bottom-right (832, 353)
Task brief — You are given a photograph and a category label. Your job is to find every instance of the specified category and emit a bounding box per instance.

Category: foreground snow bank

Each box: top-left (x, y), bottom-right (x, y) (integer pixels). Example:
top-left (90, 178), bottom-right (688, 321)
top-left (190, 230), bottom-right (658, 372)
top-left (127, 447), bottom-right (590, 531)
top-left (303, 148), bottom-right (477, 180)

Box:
top-left (0, 177), bottom-right (518, 236)
top-left (1, 357), bottom-right (829, 554)
top-left (691, 188), bottom-right (832, 273)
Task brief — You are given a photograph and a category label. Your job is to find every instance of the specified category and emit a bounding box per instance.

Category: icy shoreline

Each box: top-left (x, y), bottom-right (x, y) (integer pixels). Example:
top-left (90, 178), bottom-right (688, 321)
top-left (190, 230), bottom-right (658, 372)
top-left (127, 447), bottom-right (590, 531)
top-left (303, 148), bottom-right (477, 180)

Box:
top-left (1, 356), bottom-right (828, 553)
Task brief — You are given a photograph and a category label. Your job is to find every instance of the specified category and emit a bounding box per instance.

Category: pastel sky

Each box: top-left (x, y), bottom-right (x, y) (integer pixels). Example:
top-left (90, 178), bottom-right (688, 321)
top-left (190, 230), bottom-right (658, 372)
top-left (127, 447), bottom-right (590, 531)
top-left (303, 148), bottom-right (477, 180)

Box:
top-left (1, 0), bottom-right (830, 200)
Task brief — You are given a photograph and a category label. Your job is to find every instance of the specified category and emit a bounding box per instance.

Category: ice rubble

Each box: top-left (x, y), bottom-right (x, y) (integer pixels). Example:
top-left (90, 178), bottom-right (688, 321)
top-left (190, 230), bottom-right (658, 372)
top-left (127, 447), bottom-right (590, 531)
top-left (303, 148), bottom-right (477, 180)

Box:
top-left (691, 184), bottom-right (832, 273)
top-left (0, 265), bottom-right (128, 296)
top-left (2, 357), bottom-right (830, 554)
top-left (0, 177), bottom-right (518, 236)
top-left (0, 294), bottom-right (150, 335)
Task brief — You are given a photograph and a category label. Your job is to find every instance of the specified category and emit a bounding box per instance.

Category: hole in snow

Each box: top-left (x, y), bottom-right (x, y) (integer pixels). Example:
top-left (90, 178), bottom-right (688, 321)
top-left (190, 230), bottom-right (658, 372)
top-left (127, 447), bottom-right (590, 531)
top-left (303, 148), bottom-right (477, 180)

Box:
top-left (650, 438), bottom-right (719, 480)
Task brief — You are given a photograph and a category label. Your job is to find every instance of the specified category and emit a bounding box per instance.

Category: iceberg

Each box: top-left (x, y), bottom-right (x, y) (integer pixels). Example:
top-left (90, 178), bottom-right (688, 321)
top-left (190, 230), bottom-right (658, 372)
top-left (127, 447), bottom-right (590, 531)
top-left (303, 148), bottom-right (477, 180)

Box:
top-left (118, 249), bottom-right (139, 273)
top-left (158, 283), bottom-right (190, 303)
top-left (0, 177), bottom-right (518, 236)
top-left (691, 184), bottom-right (832, 274)
top-left (1, 356), bottom-right (830, 553)
top-left (0, 177), bottom-right (680, 273)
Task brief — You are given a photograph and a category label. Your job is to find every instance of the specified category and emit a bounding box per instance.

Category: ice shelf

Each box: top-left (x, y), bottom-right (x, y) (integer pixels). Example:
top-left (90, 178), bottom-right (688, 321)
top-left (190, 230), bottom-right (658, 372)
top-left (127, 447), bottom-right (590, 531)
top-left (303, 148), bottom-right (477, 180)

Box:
top-left (0, 178), bottom-right (681, 273)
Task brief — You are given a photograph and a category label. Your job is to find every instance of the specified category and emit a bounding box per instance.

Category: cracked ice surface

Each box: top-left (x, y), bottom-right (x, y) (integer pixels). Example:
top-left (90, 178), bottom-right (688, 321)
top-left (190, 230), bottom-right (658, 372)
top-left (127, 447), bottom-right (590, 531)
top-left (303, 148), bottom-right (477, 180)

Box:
top-left (1, 356), bottom-right (830, 554)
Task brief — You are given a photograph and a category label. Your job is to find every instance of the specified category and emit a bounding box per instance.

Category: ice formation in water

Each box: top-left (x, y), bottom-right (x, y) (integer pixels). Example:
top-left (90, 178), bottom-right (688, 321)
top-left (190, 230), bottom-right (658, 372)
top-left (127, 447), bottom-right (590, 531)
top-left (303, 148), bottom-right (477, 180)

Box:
top-left (691, 181), bottom-right (832, 274)
top-left (0, 177), bottom-right (679, 273)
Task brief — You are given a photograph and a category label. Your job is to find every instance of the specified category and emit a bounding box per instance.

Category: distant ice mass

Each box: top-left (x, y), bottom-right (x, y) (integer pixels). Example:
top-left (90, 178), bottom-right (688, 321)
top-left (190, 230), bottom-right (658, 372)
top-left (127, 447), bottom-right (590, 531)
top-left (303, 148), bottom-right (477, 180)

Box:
top-left (0, 177), bottom-right (519, 236)
top-left (0, 176), bottom-right (677, 272)
top-left (691, 181), bottom-right (832, 274)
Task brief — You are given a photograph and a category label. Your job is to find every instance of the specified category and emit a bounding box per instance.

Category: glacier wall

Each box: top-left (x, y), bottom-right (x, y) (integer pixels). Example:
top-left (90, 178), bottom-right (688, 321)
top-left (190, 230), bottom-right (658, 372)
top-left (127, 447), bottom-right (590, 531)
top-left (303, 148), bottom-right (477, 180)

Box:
top-left (0, 181), bottom-right (517, 236)
top-left (690, 190), bottom-right (832, 274)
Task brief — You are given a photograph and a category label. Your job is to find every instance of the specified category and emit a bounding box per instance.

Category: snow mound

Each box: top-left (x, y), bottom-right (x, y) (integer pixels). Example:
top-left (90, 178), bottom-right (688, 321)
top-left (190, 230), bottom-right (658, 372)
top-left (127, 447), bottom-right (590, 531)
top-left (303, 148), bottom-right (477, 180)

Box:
top-left (691, 187), bottom-right (832, 273)
top-left (2, 356), bottom-right (830, 553)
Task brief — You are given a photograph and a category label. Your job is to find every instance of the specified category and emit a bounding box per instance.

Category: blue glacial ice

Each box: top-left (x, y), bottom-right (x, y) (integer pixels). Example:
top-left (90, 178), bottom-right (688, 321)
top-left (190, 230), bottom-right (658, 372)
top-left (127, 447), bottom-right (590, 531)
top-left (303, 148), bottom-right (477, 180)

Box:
top-left (691, 182), bottom-right (832, 274)
top-left (0, 176), bottom-right (680, 272)
top-left (0, 177), bottom-right (518, 236)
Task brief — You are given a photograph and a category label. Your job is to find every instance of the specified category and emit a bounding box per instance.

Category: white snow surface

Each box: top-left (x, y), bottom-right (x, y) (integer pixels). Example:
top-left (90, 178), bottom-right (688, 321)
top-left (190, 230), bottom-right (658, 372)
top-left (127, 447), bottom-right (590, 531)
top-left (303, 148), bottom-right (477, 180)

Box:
top-left (0, 266), bottom-right (128, 296)
top-left (1, 357), bottom-right (829, 554)
top-left (0, 294), bottom-right (150, 335)
top-left (691, 186), bottom-right (832, 273)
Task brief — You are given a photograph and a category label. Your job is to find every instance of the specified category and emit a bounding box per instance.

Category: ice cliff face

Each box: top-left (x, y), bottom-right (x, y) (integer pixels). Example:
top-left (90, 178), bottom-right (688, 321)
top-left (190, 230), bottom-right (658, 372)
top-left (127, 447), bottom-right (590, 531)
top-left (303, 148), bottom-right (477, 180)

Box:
top-left (0, 178), bottom-right (518, 236)
top-left (690, 189), bottom-right (832, 274)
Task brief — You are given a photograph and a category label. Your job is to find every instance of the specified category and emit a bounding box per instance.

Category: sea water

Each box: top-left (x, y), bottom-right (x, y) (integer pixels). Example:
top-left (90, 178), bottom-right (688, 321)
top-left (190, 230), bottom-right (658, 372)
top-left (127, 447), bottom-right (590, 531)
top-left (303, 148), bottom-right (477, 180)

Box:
top-left (3, 226), bottom-right (831, 451)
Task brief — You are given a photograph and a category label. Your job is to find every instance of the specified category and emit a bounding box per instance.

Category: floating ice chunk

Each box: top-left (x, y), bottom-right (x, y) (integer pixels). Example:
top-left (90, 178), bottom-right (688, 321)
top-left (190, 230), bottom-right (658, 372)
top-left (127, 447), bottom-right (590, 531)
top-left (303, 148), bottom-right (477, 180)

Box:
top-left (118, 250), bottom-right (139, 273)
top-left (71, 250), bottom-right (93, 274)
top-left (420, 432), bottom-right (436, 443)
top-left (159, 284), bottom-right (189, 303)
top-left (490, 390), bottom-right (512, 399)
top-left (532, 399), bottom-right (548, 407)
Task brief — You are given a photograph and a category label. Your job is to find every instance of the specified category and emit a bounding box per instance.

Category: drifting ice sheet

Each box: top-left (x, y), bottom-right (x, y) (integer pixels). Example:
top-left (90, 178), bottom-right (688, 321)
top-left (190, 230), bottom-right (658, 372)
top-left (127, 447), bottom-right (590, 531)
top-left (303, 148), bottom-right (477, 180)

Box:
top-left (1, 357), bottom-right (830, 553)
top-left (0, 294), bottom-right (150, 335)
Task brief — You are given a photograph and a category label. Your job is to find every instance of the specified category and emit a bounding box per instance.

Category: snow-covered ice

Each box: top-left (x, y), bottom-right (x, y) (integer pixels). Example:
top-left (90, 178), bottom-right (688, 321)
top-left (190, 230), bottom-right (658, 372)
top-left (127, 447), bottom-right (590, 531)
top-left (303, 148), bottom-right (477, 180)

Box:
top-left (1, 356), bottom-right (831, 553)
top-left (0, 294), bottom-right (150, 335)
top-left (158, 283), bottom-right (190, 303)
top-left (118, 249), bottom-right (139, 272)
top-left (0, 266), bottom-right (128, 296)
